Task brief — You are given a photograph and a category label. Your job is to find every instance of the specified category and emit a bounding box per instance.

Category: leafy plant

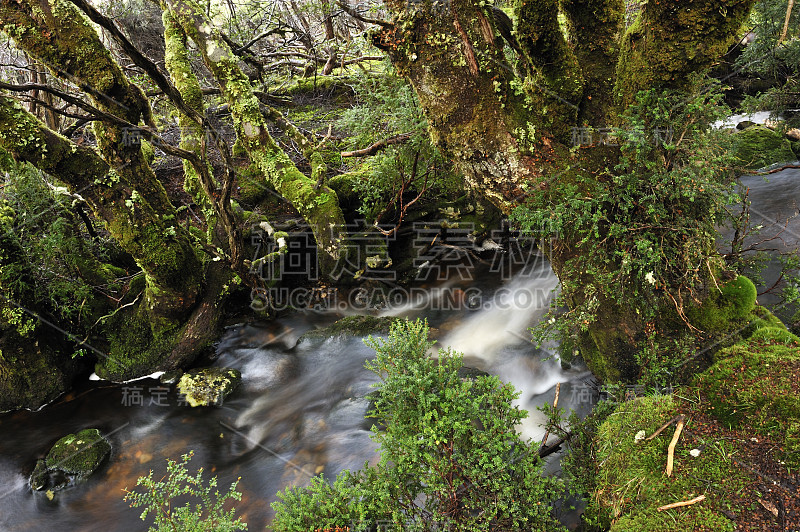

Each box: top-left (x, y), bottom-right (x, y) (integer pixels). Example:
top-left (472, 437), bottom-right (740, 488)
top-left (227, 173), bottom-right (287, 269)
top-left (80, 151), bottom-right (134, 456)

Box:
top-left (123, 451), bottom-right (247, 532)
top-left (271, 319), bottom-right (566, 531)
top-left (512, 84), bottom-right (740, 386)
top-left (336, 70), bottom-right (462, 221)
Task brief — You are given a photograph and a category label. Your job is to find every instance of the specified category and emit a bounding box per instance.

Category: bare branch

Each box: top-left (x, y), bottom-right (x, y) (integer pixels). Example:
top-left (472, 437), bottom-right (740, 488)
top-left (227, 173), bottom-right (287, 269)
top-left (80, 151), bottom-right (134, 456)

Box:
top-left (341, 133), bottom-right (412, 157)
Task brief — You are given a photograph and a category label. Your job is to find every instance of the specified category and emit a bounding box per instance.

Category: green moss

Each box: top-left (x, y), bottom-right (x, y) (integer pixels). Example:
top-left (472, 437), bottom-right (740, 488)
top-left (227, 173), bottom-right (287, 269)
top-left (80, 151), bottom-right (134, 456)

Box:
top-left (732, 126), bottom-right (796, 169)
top-left (300, 316), bottom-right (403, 342)
top-left (177, 367), bottom-right (241, 407)
top-left (695, 339), bottom-right (800, 467)
top-left (96, 302), bottom-right (181, 381)
top-left (235, 163), bottom-right (272, 206)
top-left (590, 395), bottom-right (748, 530)
top-left (140, 139), bottom-right (155, 165)
top-left (45, 428), bottom-right (110, 476)
top-left (686, 275), bottom-right (756, 333)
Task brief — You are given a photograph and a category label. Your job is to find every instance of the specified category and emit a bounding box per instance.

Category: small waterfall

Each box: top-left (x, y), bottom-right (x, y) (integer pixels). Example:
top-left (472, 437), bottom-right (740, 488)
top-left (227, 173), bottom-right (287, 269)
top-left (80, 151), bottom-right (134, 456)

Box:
top-left (438, 259), bottom-right (570, 442)
top-left (441, 259), bottom-right (560, 362)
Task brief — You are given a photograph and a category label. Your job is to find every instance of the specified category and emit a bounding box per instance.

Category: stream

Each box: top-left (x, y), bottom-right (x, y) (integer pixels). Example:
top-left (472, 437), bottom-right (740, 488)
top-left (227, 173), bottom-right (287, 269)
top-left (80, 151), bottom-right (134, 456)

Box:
top-left (0, 167), bottom-right (796, 531)
top-left (0, 253), bottom-right (594, 531)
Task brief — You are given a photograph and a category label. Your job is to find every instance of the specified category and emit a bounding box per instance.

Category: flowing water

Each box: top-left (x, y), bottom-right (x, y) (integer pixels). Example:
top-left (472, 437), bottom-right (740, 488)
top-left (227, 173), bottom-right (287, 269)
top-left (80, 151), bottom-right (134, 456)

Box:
top-left (1, 167), bottom-right (797, 531)
top-left (0, 254), bottom-right (594, 531)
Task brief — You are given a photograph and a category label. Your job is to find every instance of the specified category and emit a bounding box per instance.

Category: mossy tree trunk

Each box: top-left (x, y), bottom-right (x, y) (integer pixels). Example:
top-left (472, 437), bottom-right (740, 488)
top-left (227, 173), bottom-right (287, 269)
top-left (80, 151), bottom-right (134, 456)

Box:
top-left (164, 0), bottom-right (351, 275)
top-left (0, 0), bottom-right (203, 321)
top-left (379, 0), bottom-right (757, 382)
top-left (0, 0), bottom-right (223, 389)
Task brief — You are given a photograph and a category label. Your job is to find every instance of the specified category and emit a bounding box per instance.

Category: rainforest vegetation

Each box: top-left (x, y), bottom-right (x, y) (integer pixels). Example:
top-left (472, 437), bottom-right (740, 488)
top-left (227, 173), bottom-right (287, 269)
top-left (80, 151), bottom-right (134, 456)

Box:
top-left (0, 0), bottom-right (799, 529)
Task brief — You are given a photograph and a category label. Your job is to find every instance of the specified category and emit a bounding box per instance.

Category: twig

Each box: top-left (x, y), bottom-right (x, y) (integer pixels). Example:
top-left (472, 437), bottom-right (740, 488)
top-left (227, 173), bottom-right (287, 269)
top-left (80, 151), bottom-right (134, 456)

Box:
top-left (666, 416), bottom-right (686, 477)
top-left (341, 133), bottom-right (412, 157)
top-left (540, 383), bottom-right (561, 448)
top-left (657, 494), bottom-right (705, 512)
top-left (645, 415), bottom-right (685, 441)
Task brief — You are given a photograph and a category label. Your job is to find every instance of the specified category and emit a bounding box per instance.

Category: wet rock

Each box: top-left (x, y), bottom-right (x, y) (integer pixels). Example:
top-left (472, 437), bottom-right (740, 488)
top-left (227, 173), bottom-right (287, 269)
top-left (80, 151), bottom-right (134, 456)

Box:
top-left (30, 428), bottom-right (111, 491)
top-left (29, 459), bottom-right (48, 491)
top-left (177, 367), bottom-right (241, 407)
top-left (159, 369), bottom-right (183, 385)
top-left (298, 315), bottom-right (402, 343)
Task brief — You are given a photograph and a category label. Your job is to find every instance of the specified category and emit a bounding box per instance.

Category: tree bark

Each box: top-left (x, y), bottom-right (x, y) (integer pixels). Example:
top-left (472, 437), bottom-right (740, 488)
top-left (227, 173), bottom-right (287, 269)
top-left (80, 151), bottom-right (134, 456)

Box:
top-left (165, 0), bottom-right (351, 277)
top-left (0, 0), bottom-right (204, 321)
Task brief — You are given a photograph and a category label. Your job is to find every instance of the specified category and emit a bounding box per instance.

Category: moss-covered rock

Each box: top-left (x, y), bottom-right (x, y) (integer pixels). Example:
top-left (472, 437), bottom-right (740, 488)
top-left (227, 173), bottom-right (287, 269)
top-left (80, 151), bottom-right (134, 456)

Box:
top-left (29, 458), bottom-right (48, 491)
top-left (731, 126), bottom-right (797, 169)
top-left (298, 315), bottom-right (403, 342)
top-left (177, 367), bottom-right (241, 407)
top-left (686, 275), bottom-right (756, 334)
top-left (45, 428), bottom-right (110, 478)
top-left (589, 395), bottom-right (750, 530)
top-left (694, 338), bottom-right (800, 467)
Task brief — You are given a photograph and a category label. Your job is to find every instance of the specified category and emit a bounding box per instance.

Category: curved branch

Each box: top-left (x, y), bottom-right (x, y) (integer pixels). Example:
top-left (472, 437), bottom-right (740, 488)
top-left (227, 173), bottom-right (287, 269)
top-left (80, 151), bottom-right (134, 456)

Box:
top-left (341, 133), bottom-right (411, 157)
top-left (335, 0), bottom-right (393, 29)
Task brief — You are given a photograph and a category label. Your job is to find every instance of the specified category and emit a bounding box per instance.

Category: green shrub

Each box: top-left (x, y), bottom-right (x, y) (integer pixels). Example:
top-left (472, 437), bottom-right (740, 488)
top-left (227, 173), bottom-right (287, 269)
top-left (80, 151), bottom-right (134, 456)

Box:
top-left (271, 319), bottom-right (565, 531)
top-left (123, 451), bottom-right (247, 531)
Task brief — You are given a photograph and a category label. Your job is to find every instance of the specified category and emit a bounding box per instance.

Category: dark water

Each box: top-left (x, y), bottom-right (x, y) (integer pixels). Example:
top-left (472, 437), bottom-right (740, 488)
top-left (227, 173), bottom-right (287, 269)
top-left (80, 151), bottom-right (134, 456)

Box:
top-left (725, 168), bottom-right (800, 316)
top-left (2, 169), bottom-right (796, 531)
top-left (0, 257), bottom-right (595, 530)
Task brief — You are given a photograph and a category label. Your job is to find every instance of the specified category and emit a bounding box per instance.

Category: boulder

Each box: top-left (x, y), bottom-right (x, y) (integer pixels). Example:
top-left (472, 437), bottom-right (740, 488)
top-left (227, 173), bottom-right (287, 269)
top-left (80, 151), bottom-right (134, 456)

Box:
top-left (30, 428), bottom-right (111, 492)
top-left (177, 367), bottom-right (241, 407)
top-left (298, 315), bottom-right (402, 343)
top-left (732, 125), bottom-right (796, 169)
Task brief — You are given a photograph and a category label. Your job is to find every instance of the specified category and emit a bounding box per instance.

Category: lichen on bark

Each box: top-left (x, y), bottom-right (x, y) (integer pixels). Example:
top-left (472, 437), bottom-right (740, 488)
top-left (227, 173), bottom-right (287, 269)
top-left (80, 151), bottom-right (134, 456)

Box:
top-left (165, 0), bottom-right (350, 276)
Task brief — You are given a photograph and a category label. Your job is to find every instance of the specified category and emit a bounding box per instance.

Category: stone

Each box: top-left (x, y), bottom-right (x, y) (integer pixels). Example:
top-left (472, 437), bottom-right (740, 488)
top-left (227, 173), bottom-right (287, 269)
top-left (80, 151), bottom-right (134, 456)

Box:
top-left (177, 367), bottom-right (241, 407)
top-left (30, 428), bottom-right (111, 491)
top-left (45, 428), bottom-right (111, 476)
top-left (159, 369), bottom-right (183, 385)
top-left (298, 315), bottom-right (402, 343)
top-left (29, 459), bottom-right (48, 491)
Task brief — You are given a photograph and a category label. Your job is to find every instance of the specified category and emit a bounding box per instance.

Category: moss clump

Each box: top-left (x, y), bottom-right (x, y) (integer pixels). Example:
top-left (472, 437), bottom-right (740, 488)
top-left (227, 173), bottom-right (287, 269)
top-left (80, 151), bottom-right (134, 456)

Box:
top-left (732, 126), bottom-right (797, 169)
top-left (45, 428), bottom-right (111, 476)
top-left (177, 367), bottom-right (241, 407)
top-left (694, 338), bottom-right (800, 467)
top-left (299, 315), bottom-right (403, 342)
top-left (749, 326), bottom-right (800, 344)
top-left (235, 163), bottom-right (272, 206)
top-left (686, 275), bottom-right (756, 334)
top-left (590, 395), bottom-right (749, 530)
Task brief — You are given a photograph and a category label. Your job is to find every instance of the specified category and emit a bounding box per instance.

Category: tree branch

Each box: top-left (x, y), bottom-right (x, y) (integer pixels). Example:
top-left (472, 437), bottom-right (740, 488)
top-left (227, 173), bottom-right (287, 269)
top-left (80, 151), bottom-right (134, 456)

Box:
top-left (341, 133), bottom-right (411, 157)
top-left (335, 0), bottom-right (393, 29)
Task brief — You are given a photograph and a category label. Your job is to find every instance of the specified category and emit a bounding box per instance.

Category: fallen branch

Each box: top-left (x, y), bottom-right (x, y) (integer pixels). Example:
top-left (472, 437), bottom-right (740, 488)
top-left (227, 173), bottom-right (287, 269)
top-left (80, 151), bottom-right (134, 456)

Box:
top-left (341, 133), bottom-right (412, 157)
top-left (540, 382), bottom-right (561, 448)
top-left (666, 415), bottom-right (686, 477)
top-left (752, 163), bottom-right (800, 175)
top-left (538, 435), bottom-right (567, 458)
top-left (645, 414), bottom-right (685, 441)
top-left (657, 494), bottom-right (705, 512)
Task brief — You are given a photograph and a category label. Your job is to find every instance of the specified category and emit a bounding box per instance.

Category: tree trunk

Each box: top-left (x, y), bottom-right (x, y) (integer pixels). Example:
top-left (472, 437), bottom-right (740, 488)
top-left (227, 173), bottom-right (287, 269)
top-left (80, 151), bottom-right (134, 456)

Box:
top-left (378, 0), bottom-right (757, 382)
top-left (165, 0), bottom-right (351, 277)
top-left (0, 0), bottom-right (204, 322)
